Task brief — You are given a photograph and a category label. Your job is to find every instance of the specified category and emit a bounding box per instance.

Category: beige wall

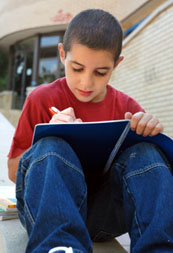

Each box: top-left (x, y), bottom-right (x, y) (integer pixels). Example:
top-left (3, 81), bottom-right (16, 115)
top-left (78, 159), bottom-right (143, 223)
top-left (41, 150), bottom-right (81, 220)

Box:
top-left (0, 109), bottom-right (21, 128)
top-left (0, 91), bottom-right (21, 126)
top-left (0, 0), bottom-right (149, 49)
top-left (110, 3), bottom-right (173, 137)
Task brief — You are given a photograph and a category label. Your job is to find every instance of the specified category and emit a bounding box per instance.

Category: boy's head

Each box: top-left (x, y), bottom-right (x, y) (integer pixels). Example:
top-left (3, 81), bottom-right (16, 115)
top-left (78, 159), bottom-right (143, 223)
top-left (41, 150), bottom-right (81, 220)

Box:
top-left (63, 9), bottom-right (123, 63)
top-left (58, 9), bottom-right (124, 104)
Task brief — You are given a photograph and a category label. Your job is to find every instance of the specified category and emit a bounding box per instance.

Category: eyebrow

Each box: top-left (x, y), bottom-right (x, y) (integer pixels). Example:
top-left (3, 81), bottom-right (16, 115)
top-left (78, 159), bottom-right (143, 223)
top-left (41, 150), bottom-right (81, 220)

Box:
top-left (71, 60), bottom-right (111, 70)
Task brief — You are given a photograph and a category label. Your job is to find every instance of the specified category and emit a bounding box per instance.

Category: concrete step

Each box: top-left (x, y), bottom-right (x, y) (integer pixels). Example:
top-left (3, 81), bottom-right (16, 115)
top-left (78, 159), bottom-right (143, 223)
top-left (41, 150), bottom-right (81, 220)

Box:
top-left (0, 219), bottom-right (129, 253)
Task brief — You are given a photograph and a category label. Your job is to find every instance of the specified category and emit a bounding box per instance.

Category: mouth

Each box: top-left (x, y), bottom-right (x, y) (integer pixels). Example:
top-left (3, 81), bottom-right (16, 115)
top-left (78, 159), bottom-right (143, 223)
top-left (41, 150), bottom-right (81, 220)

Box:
top-left (78, 89), bottom-right (93, 97)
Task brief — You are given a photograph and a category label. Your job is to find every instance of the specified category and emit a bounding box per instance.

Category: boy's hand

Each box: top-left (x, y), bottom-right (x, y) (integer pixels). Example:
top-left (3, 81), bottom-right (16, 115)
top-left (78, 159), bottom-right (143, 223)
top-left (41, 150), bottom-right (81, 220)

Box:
top-left (49, 107), bottom-right (82, 124)
top-left (125, 112), bottom-right (163, 137)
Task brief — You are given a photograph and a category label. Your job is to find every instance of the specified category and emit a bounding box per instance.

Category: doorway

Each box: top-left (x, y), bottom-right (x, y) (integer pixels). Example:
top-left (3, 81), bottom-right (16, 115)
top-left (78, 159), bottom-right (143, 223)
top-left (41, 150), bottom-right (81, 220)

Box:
top-left (12, 50), bottom-right (33, 109)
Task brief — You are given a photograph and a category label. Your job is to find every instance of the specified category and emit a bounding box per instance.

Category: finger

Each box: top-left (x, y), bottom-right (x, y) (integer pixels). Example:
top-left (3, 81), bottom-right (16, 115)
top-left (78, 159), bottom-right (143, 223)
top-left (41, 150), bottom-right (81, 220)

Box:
top-left (124, 112), bottom-right (133, 120)
top-left (149, 122), bottom-right (164, 136)
top-left (75, 118), bottom-right (83, 123)
top-left (50, 107), bottom-right (76, 124)
top-left (61, 107), bottom-right (76, 119)
top-left (135, 113), bottom-right (153, 135)
top-left (49, 117), bottom-right (66, 124)
top-left (53, 112), bottom-right (75, 123)
top-left (130, 112), bottom-right (145, 131)
top-left (142, 117), bottom-right (159, 136)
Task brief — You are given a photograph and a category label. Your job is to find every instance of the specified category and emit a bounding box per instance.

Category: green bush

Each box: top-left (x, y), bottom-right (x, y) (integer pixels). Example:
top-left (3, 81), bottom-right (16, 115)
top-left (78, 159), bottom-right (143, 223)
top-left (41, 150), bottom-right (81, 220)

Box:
top-left (0, 50), bottom-right (8, 92)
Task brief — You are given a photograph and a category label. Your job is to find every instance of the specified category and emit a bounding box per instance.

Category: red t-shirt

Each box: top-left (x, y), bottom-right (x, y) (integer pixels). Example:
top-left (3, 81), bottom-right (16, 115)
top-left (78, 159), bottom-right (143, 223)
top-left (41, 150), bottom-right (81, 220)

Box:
top-left (8, 77), bottom-right (144, 158)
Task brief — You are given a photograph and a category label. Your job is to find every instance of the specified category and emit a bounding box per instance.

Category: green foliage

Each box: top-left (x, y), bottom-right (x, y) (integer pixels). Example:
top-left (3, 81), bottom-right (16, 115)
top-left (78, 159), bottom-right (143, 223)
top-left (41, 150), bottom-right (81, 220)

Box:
top-left (0, 50), bottom-right (8, 92)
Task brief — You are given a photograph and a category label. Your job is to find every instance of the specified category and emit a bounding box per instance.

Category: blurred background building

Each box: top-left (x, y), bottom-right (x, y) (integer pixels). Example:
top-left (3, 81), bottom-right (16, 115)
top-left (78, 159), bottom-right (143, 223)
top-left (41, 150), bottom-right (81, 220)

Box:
top-left (0, 0), bottom-right (172, 137)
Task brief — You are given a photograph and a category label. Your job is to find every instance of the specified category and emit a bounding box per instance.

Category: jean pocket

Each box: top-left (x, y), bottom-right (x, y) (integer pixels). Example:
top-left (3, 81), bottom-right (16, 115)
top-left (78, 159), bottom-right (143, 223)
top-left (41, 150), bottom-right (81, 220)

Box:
top-left (92, 230), bottom-right (116, 242)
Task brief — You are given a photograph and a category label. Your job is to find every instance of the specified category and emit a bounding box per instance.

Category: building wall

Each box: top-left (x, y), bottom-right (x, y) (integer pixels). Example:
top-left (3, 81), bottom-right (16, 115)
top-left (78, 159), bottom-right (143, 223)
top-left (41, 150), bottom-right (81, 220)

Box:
top-left (110, 3), bottom-right (173, 137)
top-left (0, 0), bottom-right (149, 49)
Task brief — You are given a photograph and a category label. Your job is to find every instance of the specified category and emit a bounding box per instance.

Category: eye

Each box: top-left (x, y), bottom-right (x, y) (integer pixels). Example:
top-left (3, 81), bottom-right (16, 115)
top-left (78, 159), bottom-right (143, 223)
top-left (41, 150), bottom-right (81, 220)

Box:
top-left (72, 68), bottom-right (83, 72)
top-left (95, 71), bottom-right (107, 76)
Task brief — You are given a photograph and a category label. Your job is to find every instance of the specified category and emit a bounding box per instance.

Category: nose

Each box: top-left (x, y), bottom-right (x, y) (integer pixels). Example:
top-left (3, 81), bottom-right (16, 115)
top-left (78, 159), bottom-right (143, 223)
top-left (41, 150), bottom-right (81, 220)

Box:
top-left (80, 72), bottom-right (94, 91)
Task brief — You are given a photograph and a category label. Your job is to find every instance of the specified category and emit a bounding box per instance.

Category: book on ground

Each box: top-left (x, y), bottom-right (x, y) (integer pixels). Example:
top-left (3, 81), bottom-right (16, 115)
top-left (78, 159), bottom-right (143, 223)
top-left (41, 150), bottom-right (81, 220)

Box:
top-left (0, 186), bottom-right (18, 220)
top-left (32, 120), bottom-right (173, 174)
top-left (0, 211), bottom-right (18, 221)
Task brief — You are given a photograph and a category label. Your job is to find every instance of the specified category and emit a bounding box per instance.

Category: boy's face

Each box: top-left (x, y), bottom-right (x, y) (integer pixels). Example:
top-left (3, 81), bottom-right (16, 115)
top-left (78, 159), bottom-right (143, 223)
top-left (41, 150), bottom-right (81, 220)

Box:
top-left (58, 43), bottom-right (123, 103)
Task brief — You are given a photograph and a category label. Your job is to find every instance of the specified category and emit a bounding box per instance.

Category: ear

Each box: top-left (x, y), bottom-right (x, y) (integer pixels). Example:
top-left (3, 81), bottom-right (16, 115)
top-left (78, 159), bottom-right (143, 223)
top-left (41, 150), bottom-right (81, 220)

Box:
top-left (58, 43), bottom-right (65, 64)
top-left (113, 56), bottom-right (124, 70)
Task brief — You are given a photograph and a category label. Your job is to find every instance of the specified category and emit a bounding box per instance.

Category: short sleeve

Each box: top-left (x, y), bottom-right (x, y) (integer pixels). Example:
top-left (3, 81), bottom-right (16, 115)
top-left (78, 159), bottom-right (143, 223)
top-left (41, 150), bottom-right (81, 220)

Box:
top-left (127, 96), bottom-right (145, 114)
top-left (8, 93), bottom-right (45, 158)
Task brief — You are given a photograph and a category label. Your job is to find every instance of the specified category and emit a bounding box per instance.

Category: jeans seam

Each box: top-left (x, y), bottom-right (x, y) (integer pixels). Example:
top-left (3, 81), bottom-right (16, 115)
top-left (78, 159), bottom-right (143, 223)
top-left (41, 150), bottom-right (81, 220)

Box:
top-left (16, 186), bottom-right (23, 192)
top-left (20, 150), bottom-right (34, 165)
top-left (124, 163), bottom-right (168, 180)
top-left (78, 190), bottom-right (87, 212)
top-left (134, 211), bottom-right (142, 237)
top-left (22, 152), bottom-right (84, 177)
top-left (24, 199), bottom-right (35, 226)
top-left (123, 176), bottom-right (142, 236)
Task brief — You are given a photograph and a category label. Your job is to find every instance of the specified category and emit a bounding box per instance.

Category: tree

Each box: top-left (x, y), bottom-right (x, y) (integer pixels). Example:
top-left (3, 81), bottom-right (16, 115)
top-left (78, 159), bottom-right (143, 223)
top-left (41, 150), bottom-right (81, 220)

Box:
top-left (0, 50), bottom-right (8, 91)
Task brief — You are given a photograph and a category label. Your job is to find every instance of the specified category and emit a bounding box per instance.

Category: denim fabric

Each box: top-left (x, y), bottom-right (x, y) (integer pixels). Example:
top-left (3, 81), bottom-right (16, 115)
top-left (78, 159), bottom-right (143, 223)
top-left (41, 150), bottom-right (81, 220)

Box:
top-left (16, 137), bottom-right (173, 253)
top-left (116, 143), bottom-right (173, 253)
top-left (16, 137), bottom-right (92, 253)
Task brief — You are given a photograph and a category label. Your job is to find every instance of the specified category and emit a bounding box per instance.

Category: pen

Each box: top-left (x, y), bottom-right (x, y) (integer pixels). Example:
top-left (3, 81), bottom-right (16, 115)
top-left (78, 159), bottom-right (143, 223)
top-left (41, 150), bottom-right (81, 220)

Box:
top-left (49, 106), bottom-right (59, 116)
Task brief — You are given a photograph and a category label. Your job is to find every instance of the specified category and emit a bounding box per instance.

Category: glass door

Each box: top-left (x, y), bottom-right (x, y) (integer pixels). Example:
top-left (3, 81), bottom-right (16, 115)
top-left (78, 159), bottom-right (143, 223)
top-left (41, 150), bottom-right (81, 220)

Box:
top-left (12, 50), bottom-right (33, 109)
top-left (11, 38), bottom-right (34, 109)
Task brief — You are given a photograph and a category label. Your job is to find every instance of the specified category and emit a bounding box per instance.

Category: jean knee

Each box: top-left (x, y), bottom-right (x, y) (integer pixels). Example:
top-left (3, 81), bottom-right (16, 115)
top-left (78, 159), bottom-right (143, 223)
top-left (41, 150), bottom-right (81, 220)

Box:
top-left (131, 142), bottom-right (169, 164)
top-left (126, 142), bottom-right (166, 161)
top-left (17, 136), bottom-right (84, 193)
top-left (116, 142), bottom-right (170, 177)
top-left (30, 136), bottom-right (82, 169)
top-left (34, 136), bottom-right (73, 154)
top-left (129, 142), bottom-right (156, 154)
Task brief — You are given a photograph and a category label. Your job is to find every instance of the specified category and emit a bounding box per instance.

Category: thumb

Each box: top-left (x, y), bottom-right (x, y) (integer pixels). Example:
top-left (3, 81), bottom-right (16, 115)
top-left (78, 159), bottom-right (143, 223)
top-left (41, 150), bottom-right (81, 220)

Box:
top-left (124, 112), bottom-right (133, 119)
top-left (75, 118), bottom-right (82, 123)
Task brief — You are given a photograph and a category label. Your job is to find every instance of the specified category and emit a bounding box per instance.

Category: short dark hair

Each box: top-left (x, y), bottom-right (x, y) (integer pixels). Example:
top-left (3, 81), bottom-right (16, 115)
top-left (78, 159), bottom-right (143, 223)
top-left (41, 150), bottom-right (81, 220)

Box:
top-left (63, 9), bottom-right (123, 62)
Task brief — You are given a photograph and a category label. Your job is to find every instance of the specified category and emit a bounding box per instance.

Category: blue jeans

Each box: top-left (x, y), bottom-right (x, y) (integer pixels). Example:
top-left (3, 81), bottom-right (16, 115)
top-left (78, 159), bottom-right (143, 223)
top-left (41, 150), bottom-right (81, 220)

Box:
top-left (16, 137), bottom-right (173, 253)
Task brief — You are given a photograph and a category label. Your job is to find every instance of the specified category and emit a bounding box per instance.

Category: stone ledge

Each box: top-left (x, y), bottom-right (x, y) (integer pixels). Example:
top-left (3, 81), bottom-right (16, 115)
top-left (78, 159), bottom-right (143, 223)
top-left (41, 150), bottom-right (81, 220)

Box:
top-left (0, 219), bottom-right (127, 253)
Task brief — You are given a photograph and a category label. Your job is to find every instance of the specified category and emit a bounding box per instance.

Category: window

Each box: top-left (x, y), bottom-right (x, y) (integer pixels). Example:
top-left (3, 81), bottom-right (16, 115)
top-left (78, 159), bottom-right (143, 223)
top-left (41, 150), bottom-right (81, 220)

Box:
top-left (40, 35), bottom-right (60, 47)
top-left (38, 34), bottom-right (64, 85)
top-left (10, 32), bottom-right (65, 109)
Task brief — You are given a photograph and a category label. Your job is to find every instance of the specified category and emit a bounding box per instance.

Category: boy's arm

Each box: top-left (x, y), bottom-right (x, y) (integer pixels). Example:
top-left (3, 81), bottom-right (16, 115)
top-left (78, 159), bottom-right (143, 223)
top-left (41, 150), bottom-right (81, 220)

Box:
top-left (125, 112), bottom-right (163, 136)
top-left (8, 152), bottom-right (25, 184)
top-left (8, 107), bottom-right (81, 184)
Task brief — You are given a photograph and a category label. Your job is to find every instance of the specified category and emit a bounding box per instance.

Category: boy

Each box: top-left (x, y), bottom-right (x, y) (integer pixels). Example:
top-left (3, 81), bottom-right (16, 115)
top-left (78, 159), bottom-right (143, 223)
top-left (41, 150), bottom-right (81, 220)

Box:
top-left (8, 9), bottom-right (173, 253)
